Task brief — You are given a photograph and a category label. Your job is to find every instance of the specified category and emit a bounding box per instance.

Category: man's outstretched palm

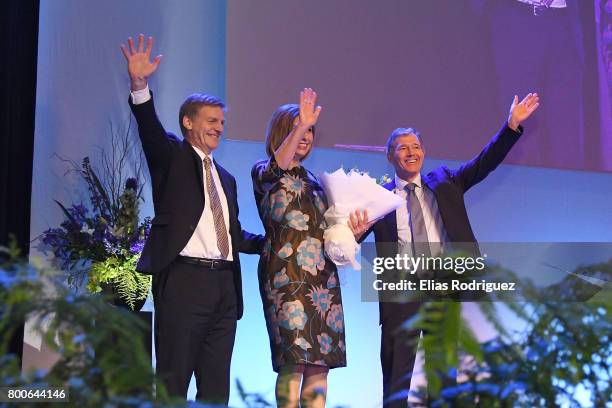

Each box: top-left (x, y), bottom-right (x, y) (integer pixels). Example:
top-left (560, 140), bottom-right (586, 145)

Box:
top-left (508, 93), bottom-right (540, 131)
top-left (120, 34), bottom-right (162, 90)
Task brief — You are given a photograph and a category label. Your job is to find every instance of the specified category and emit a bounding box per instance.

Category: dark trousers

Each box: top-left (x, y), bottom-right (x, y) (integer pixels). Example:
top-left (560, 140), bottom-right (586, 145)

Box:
top-left (153, 260), bottom-right (237, 404)
top-left (380, 303), bottom-right (421, 408)
top-left (381, 303), bottom-right (461, 407)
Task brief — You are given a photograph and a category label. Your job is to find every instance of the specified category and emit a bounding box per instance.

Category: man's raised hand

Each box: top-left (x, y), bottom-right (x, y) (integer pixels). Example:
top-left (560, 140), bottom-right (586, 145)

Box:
top-left (120, 34), bottom-right (163, 91)
top-left (508, 93), bottom-right (540, 131)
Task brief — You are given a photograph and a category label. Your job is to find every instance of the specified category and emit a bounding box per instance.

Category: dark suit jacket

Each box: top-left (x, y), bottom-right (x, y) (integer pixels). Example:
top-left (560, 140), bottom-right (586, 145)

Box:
top-left (366, 122), bottom-right (523, 323)
top-left (129, 94), bottom-right (263, 319)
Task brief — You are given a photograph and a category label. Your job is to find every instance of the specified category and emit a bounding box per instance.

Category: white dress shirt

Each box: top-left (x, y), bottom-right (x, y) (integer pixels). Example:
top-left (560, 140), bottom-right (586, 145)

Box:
top-left (394, 174), bottom-right (448, 253)
top-left (131, 86), bottom-right (233, 260)
top-left (131, 85), bottom-right (152, 104)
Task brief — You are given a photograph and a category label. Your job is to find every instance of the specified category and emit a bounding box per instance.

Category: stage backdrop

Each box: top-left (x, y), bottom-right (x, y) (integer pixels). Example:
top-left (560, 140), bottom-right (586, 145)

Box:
top-left (227, 0), bottom-right (608, 172)
top-left (30, 1), bottom-right (612, 407)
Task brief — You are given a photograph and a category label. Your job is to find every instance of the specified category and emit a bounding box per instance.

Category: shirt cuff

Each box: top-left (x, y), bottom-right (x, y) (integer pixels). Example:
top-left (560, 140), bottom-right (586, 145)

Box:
top-left (130, 85), bottom-right (151, 105)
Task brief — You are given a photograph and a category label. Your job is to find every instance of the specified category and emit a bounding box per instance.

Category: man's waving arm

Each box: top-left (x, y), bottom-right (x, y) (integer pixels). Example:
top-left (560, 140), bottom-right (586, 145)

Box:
top-left (120, 34), bottom-right (173, 172)
top-left (454, 93), bottom-right (540, 192)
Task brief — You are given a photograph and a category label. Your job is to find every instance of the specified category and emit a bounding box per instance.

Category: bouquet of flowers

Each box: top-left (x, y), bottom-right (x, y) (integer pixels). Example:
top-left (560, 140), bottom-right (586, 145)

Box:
top-left (319, 168), bottom-right (404, 270)
top-left (41, 157), bottom-right (151, 310)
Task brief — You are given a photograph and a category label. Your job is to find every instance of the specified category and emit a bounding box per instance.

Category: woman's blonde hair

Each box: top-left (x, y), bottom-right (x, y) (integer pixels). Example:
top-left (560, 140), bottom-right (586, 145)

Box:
top-left (265, 104), bottom-right (315, 160)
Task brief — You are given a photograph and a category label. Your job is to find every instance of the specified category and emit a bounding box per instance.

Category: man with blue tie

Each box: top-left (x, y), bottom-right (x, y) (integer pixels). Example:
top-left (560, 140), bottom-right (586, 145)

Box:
top-left (120, 34), bottom-right (263, 404)
top-left (357, 92), bottom-right (540, 407)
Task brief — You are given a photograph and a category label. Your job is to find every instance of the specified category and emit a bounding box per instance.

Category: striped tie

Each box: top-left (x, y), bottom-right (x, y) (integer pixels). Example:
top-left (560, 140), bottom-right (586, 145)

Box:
top-left (203, 156), bottom-right (230, 259)
top-left (405, 183), bottom-right (431, 258)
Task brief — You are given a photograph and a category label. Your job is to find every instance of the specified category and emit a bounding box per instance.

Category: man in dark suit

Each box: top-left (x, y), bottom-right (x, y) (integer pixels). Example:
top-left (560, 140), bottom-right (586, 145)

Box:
top-left (355, 93), bottom-right (540, 407)
top-left (120, 34), bottom-right (263, 404)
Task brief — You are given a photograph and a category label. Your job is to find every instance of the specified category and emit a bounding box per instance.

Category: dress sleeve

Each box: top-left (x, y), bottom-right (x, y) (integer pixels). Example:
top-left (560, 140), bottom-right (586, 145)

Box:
top-left (251, 156), bottom-right (290, 199)
top-left (253, 155), bottom-right (290, 182)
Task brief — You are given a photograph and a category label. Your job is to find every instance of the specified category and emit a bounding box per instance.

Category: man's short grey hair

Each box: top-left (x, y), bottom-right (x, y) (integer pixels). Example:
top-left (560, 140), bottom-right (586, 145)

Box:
top-left (179, 93), bottom-right (226, 137)
top-left (386, 127), bottom-right (423, 155)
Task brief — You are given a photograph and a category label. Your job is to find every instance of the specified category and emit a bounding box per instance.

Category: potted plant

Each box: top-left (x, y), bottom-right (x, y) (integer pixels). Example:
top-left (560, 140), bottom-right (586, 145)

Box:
top-left (41, 157), bottom-right (151, 311)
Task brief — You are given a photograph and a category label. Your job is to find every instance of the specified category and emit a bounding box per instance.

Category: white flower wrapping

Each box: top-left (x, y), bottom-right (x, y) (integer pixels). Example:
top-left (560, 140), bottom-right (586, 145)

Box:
top-left (319, 168), bottom-right (405, 270)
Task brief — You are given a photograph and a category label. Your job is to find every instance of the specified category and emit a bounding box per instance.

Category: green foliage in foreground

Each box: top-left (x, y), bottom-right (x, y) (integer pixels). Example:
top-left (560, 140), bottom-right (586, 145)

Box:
top-left (1, 240), bottom-right (610, 407)
top-left (0, 243), bottom-right (198, 407)
top-left (400, 262), bottom-right (612, 407)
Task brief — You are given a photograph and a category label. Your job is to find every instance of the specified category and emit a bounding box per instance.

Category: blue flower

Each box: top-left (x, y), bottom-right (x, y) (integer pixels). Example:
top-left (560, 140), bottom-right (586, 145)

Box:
top-left (34, 369), bottom-right (48, 379)
top-left (500, 381), bottom-right (527, 399)
top-left (317, 332), bottom-right (333, 355)
top-left (285, 210), bottom-right (309, 231)
top-left (296, 237), bottom-right (325, 275)
top-left (325, 304), bottom-right (344, 333)
top-left (483, 340), bottom-right (503, 353)
top-left (273, 268), bottom-right (290, 288)
top-left (494, 362), bottom-right (518, 377)
top-left (277, 243), bottom-right (293, 259)
top-left (306, 285), bottom-right (333, 317)
top-left (280, 174), bottom-right (305, 197)
top-left (270, 189), bottom-right (290, 222)
top-left (72, 334), bottom-right (86, 345)
top-left (441, 383), bottom-right (473, 399)
top-left (475, 383), bottom-right (500, 396)
top-left (385, 390), bottom-right (410, 405)
top-left (278, 300), bottom-right (308, 330)
top-left (534, 337), bottom-right (550, 355)
top-left (129, 240), bottom-right (144, 254)
top-left (0, 270), bottom-right (17, 288)
top-left (68, 377), bottom-right (85, 388)
top-left (69, 204), bottom-right (89, 222)
top-left (526, 348), bottom-right (539, 361)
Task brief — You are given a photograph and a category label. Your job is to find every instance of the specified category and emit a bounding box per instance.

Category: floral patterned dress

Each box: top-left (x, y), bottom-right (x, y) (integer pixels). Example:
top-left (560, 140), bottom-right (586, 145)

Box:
top-left (251, 157), bottom-right (346, 373)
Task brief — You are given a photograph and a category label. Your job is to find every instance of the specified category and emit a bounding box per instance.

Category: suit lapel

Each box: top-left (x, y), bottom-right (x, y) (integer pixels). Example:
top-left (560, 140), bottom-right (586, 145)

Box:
top-left (421, 173), bottom-right (434, 196)
top-left (421, 172), bottom-right (434, 187)
top-left (422, 172), bottom-right (443, 217)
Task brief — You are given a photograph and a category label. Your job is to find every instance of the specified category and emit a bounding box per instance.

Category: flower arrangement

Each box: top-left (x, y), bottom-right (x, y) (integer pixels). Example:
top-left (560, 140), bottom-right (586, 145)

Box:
top-left (41, 157), bottom-right (151, 310)
top-left (319, 167), bottom-right (404, 270)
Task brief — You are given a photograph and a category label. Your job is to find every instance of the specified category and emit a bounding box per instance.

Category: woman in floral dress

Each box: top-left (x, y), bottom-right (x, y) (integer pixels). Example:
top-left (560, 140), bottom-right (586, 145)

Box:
top-left (251, 88), bottom-right (367, 407)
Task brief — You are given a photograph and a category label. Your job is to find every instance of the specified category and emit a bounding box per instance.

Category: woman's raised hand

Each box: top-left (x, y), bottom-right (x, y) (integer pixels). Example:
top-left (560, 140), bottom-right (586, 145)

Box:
top-left (297, 88), bottom-right (322, 129)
